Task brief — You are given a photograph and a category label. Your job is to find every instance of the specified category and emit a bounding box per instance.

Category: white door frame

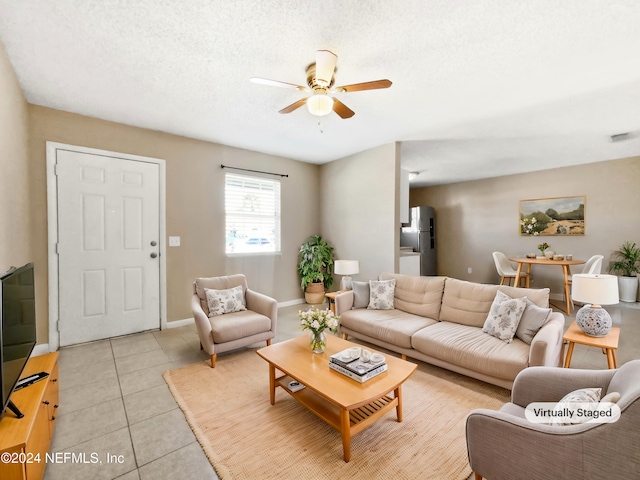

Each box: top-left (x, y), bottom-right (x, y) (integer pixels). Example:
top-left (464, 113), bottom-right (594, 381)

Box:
top-left (46, 142), bottom-right (167, 351)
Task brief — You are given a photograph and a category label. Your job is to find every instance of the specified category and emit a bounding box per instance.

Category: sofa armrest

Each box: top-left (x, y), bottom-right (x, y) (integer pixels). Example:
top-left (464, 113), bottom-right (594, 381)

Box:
top-left (245, 289), bottom-right (278, 333)
top-left (528, 312), bottom-right (564, 367)
top-left (192, 293), bottom-right (214, 353)
top-left (335, 290), bottom-right (354, 316)
top-left (510, 365), bottom-right (617, 407)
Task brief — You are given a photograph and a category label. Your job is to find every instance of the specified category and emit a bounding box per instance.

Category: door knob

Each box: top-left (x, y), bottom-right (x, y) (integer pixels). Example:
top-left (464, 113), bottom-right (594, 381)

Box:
top-left (150, 241), bottom-right (157, 246)
top-left (150, 252), bottom-right (158, 258)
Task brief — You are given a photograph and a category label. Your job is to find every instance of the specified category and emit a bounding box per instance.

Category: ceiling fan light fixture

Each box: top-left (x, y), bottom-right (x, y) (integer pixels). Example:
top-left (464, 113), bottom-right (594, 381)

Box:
top-left (306, 94), bottom-right (334, 116)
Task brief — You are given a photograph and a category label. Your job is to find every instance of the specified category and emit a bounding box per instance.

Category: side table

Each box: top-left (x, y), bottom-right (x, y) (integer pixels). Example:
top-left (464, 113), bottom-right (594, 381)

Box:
top-left (563, 321), bottom-right (620, 369)
top-left (325, 290), bottom-right (347, 313)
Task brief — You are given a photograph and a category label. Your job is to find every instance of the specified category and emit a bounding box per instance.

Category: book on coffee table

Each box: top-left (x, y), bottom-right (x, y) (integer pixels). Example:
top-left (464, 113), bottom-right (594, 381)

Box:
top-left (329, 361), bottom-right (388, 383)
top-left (329, 349), bottom-right (385, 374)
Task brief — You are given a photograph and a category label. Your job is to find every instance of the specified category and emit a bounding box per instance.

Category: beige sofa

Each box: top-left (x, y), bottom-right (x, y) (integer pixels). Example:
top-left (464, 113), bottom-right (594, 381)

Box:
top-left (335, 273), bottom-right (565, 389)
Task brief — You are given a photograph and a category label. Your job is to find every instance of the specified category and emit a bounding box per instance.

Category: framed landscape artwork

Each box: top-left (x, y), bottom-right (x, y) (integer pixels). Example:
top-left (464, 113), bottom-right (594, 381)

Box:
top-left (520, 196), bottom-right (585, 236)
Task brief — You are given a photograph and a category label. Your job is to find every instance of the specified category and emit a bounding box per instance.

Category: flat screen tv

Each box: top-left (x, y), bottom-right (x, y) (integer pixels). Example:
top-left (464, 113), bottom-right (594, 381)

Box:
top-left (0, 263), bottom-right (37, 418)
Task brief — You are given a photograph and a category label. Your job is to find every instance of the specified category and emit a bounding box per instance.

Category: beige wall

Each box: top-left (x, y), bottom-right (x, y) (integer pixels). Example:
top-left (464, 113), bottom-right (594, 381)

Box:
top-left (28, 106), bottom-right (320, 341)
top-left (320, 143), bottom-right (399, 285)
top-left (0, 41), bottom-right (31, 273)
top-left (410, 157), bottom-right (640, 296)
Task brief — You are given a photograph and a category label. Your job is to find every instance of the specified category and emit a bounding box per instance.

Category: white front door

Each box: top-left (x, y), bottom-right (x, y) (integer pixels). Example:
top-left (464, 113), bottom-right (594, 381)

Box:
top-left (55, 149), bottom-right (161, 346)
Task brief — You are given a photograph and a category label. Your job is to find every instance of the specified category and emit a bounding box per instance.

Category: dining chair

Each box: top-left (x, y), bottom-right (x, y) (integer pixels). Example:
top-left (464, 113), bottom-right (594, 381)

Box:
top-left (568, 254), bottom-right (604, 308)
top-left (492, 252), bottom-right (529, 287)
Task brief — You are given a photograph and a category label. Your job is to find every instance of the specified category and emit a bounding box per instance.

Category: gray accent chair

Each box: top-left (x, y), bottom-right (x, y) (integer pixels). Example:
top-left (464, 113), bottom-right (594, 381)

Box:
top-left (192, 274), bottom-right (277, 367)
top-left (466, 360), bottom-right (640, 480)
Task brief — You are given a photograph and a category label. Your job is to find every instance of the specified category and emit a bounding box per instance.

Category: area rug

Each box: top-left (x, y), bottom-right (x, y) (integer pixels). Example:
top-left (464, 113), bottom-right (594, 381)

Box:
top-left (163, 348), bottom-right (509, 480)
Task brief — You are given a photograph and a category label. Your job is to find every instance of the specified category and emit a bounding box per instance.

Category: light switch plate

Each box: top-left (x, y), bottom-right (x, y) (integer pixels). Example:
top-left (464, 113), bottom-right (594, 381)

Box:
top-left (169, 236), bottom-right (181, 247)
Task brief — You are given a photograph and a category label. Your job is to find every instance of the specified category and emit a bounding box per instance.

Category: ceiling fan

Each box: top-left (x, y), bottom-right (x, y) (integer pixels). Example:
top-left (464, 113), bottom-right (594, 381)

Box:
top-left (250, 50), bottom-right (392, 119)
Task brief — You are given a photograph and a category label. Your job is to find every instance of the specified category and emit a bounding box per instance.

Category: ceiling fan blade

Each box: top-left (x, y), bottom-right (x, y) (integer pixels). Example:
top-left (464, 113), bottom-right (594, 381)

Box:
top-left (279, 98), bottom-right (308, 114)
top-left (250, 77), bottom-right (308, 91)
top-left (332, 98), bottom-right (355, 119)
top-left (315, 50), bottom-right (338, 86)
top-left (334, 79), bottom-right (392, 92)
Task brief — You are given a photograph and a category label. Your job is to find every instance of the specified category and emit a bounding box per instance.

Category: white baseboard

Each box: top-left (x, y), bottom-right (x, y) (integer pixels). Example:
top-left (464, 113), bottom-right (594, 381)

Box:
top-left (166, 298), bottom-right (306, 330)
top-left (278, 298), bottom-right (306, 308)
top-left (166, 318), bottom-right (194, 328)
top-left (32, 344), bottom-right (52, 356)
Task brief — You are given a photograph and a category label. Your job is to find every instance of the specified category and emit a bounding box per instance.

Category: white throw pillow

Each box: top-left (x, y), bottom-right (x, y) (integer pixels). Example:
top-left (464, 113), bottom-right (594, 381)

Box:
top-left (368, 279), bottom-right (396, 310)
top-left (600, 391), bottom-right (620, 404)
top-left (482, 291), bottom-right (527, 343)
top-left (205, 285), bottom-right (246, 317)
top-left (550, 387), bottom-right (602, 426)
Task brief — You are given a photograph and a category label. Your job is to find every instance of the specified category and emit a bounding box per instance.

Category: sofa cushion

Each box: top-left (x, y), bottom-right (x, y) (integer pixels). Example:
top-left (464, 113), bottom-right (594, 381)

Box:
top-left (340, 308), bottom-right (437, 349)
top-left (498, 285), bottom-right (550, 308)
top-left (440, 278), bottom-right (550, 328)
top-left (368, 279), bottom-right (396, 310)
top-left (379, 273), bottom-right (446, 319)
top-left (411, 321), bottom-right (530, 380)
top-left (482, 291), bottom-right (527, 343)
top-left (209, 310), bottom-right (271, 344)
top-left (439, 278), bottom-right (501, 328)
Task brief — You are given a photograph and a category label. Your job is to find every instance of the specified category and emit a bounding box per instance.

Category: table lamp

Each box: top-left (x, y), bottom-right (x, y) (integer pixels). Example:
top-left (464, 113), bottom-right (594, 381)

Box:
top-left (571, 274), bottom-right (619, 337)
top-left (334, 260), bottom-right (359, 290)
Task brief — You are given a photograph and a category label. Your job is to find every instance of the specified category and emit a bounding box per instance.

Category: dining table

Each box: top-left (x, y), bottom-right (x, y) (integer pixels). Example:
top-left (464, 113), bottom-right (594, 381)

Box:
top-left (508, 257), bottom-right (585, 315)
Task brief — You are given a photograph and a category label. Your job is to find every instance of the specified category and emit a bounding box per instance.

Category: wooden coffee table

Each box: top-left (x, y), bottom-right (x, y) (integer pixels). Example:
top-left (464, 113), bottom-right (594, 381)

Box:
top-left (257, 335), bottom-right (417, 462)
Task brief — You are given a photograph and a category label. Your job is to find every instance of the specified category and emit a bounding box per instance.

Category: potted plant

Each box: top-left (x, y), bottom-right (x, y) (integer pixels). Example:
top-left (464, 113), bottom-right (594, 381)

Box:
top-left (609, 241), bottom-right (640, 302)
top-left (297, 235), bottom-right (335, 304)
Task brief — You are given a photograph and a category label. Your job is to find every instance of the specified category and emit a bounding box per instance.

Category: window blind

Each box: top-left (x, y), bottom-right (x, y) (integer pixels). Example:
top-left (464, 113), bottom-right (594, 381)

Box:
top-left (225, 173), bottom-right (281, 254)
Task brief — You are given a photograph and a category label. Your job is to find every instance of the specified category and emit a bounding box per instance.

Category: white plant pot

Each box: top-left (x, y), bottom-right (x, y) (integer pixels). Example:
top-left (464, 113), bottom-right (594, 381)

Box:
top-left (617, 275), bottom-right (639, 302)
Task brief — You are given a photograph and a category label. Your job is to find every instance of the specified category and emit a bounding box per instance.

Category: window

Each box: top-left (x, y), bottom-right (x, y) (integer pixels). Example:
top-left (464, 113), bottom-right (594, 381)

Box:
top-left (225, 172), bottom-right (281, 254)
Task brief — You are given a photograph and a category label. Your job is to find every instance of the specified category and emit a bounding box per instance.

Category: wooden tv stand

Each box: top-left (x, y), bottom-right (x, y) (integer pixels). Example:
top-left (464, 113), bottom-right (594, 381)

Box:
top-left (0, 352), bottom-right (59, 480)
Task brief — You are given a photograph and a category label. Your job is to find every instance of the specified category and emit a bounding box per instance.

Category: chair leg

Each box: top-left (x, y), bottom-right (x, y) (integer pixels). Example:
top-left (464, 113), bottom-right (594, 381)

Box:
top-left (343, 333), bottom-right (349, 340)
top-left (200, 342), bottom-right (203, 351)
top-left (474, 473), bottom-right (482, 480)
top-left (266, 339), bottom-right (271, 346)
top-left (210, 354), bottom-right (217, 368)
top-left (500, 277), bottom-right (506, 286)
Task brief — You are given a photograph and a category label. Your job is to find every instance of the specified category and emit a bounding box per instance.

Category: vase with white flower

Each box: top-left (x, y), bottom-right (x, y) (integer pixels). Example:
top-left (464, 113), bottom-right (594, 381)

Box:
top-left (298, 308), bottom-right (339, 353)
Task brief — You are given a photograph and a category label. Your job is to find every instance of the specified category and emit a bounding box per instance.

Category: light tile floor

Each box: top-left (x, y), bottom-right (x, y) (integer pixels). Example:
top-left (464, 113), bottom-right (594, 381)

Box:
top-left (43, 301), bottom-right (640, 480)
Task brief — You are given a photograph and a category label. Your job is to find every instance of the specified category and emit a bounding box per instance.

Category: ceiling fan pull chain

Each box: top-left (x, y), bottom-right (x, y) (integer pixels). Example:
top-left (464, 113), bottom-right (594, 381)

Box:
top-left (317, 119), bottom-right (324, 134)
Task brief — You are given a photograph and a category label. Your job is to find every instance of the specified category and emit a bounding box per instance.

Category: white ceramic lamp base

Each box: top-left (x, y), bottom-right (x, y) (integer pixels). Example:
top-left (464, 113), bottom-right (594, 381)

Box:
top-left (340, 276), bottom-right (352, 291)
top-left (576, 304), bottom-right (612, 337)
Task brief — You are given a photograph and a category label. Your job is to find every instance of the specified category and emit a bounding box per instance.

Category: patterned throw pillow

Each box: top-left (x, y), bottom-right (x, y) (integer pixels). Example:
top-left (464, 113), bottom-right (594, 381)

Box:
top-left (482, 291), bottom-right (527, 343)
top-left (204, 285), bottom-right (246, 317)
top-left (550, 387), bottom-right (602, 426)
top-left (368, 279), bottom-right (396, 310)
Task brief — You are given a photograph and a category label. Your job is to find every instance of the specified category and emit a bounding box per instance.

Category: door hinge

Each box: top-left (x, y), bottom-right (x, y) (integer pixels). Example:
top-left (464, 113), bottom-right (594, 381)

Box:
top-left (55, 243), bottom-right (59, 254)
top-left (56, 320), bottom-right (60, 332)
top-left (54, 163), bottom-right (59, 176)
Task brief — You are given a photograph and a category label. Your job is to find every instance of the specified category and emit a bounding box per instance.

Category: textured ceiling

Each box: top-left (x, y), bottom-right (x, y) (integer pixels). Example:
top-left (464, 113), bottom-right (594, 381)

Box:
top-left (1, 1), bottom-right (640, 186)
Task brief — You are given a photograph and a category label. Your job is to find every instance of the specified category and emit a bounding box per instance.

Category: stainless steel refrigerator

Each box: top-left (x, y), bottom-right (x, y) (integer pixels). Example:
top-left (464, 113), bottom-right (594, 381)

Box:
top-left (400, 206), bottom-right (437, 276)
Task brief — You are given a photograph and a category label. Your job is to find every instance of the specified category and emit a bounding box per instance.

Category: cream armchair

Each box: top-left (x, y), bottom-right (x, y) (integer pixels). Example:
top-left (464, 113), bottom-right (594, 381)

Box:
top-left (466, 360), bottom-right (640, 480)
top-left (192, 274), bottom-right (277, 367)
